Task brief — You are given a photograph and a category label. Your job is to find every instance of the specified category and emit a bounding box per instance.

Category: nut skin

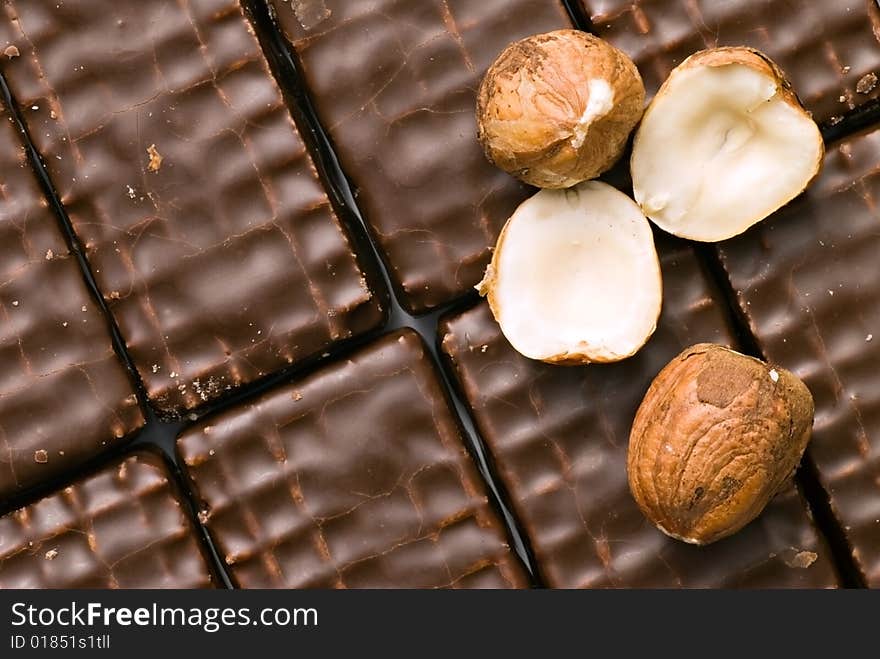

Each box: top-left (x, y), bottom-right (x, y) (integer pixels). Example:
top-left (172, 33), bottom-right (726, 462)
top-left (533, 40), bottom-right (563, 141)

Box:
top-left (477, 30), bottom-right (645, 189)
top-left (627, 344), bottom-right (814, 545)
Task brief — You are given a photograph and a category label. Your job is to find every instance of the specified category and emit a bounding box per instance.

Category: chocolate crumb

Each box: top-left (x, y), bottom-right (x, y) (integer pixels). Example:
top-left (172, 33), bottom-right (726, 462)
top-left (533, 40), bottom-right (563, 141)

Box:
top-left (146, 143), bottom-right (163, 172)
top-left (4, 45), bottom-right (19, 59)
top-left (856, 72), bottom-right (878, 94)
top-left (292, 391), bottom-right (303, 401)
top-left (45, 548), bottom-right (58, 560)
top-left (785, 550), bottom-right (818, 569)
top-left (34, 449), bottom-right (48, 464)
top-left (287, 0), bottom-right (331, 30)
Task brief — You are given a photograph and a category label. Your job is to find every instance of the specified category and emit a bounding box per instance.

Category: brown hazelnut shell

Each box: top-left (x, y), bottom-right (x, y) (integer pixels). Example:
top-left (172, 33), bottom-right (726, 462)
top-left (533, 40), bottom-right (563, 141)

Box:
top-left (477, 30), bottom-right (645, 189)
top-left (627, 343), bottom-right (814, 545)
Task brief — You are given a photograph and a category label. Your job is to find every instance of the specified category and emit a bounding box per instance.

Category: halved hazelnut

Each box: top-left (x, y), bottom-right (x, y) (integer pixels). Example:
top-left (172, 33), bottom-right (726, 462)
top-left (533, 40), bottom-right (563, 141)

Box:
top-left (477, 30), bottom-right (645, 189)
top-left (477, 181), bottom-right (662, 364)
top-left (631, 47), bottom-right (824, 242)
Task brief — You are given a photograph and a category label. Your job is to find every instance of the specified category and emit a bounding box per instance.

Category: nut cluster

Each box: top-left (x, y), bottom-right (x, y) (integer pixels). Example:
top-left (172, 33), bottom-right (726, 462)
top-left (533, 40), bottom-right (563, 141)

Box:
top-left (476, 31), bottom-right (821, 546)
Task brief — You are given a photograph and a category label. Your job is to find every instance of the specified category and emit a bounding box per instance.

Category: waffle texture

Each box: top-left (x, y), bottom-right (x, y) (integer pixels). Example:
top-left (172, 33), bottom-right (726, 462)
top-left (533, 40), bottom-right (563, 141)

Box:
top-left (581, 0), bottom-right (880, 123)
top-left (0, 100), bottom-right (142, 499)
top-left (178, 329), bottom-right (528, 588)
top-left (270, 0), bottom-right (572, 312)
top-left (0, 0), bottom-right (384, 416)
top-left (0, 451), bottom-right (213, 588)
top-left (718, 127), bottom-right (880, 586)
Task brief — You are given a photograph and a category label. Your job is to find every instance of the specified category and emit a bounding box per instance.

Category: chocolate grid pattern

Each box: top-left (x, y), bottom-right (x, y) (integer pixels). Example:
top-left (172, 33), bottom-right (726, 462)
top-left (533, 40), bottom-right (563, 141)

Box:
top-left (0, 0), bottom-right (383, 416)
top-left (581, 0), bottom-right (880, 123)
top-left (718, 127), bottom-right (880, 587)
top-left (441, 240), bottom-right (837, 588)
top-left (270, 0), bottom-right (572, 312)
top-left (178, 329), bottom-right (528, 588)
top-left (0, 102), bottom-right (143, 500)
top-left (0, 452), bottom-right (213, 588)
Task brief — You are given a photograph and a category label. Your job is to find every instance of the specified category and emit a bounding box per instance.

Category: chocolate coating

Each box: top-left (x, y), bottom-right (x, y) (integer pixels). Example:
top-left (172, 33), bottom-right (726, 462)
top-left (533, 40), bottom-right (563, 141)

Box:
top-left (178, 329), bottom-right (527, 588)
top-left (269, 0), bottom-right (572, 312)
top-left (0, 451), bottom-right (213, 588)
top-left (0, 101), bottom-right (143, 500)
top-left (0, 0), bottom-right (384, 416)
top-left (441, 239), bottom-right (837, 587)
top-left (581, 0), bottom-right (880, 124)
top-left (717, 127), bottom-right (880, 587)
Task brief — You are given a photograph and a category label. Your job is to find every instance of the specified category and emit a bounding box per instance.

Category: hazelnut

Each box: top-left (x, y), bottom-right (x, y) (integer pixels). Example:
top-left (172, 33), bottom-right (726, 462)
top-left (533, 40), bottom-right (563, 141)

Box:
top-left (627, 344), bottom-right (814, 545)
top-left (477, 30), bottom-right (645, 189)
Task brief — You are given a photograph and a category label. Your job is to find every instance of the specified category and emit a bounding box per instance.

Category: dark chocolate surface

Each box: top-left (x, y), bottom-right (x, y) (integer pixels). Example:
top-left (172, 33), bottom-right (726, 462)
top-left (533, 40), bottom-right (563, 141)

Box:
top-left (717, 127), bottom-right (880, 587)
top-left (178, 329), bottom-right (528, 588)
top-left (269, 0), bottom-right (572, 312)
top-left (0, 451), bottom-right (213, 588)
top-left (580, 0), bottom-right (880, 124)
top-left (0, 0), bottom-right (384, 416)
top-left (441, 240), bottom-right (837, 587)
top-left (0, 100), bottom-right (143, 500)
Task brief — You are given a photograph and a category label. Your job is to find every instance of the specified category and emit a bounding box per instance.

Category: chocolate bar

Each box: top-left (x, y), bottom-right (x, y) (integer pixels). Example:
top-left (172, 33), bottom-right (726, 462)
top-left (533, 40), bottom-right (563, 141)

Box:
top-left (440, 239), bottom-right (838, 587)
top-left (268, 0), bottom-right (572, 312)
top-left (0, 452), bottom-right (213, 588)
top-left (0, 101), bottom-right (143, 499)
top-left (580, 0), bottom-right (880, 124)
top-left (0, 0), bottom-right (384, 416)
top-left (717, 127), bottom-right (880, 587)
top-left (178, 329), bottom-right (528, 588)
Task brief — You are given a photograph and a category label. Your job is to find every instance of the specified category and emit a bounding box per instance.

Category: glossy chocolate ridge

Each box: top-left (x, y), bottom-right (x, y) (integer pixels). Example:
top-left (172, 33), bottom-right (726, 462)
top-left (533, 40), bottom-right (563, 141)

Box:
top-left (0, 451), bottom-right (214, 588)
top-left (718, 127), bottom-right (880, 587)
top-left (268, 0), bottom-right (572, 312)
top-left (0, 100), bottom-right (143, 500)
top-left (178, 329), bottom-right (528, 588)
top-left (580, 0), bottom-right (880, 124)
top-left (440, 239), bottom-right (837, 588)
top-left (0, 0), bottom-right (384, 416)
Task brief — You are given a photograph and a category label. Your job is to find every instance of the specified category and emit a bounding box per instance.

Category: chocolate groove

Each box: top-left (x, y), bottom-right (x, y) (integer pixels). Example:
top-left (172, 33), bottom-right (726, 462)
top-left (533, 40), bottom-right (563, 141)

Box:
top-left (698, 244), bottom-right (866, 588)
top-left (560, 0), bottom-right (594, 31)
top-left (245, 0), bottom-right (428, 313)
top-left (148, 443), bottom-right (236, 589)
top-left (0, 73), bottom-right (151, 421)
top-left (0, 72), bottom-right (239, 587)
top-left (243, 0), bottom-right (544, 586)
top-left (820, 98), bottom-right (880, 143)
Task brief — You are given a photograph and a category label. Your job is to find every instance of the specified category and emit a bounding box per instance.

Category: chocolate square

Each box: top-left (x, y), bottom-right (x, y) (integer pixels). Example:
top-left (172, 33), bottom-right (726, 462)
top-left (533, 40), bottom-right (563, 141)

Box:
top-left (0, 0), bottom-right (384, 416)
top-left (178, 329), bottom-right (528, 588)
top-left (0, 452), bottom-right (213, 588)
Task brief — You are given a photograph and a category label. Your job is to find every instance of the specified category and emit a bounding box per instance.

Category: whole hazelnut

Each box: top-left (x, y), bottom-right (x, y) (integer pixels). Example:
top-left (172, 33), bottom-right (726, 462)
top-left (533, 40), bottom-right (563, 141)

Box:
top-left (477, 29), bottom-right (645, 189)
top-left (627, 344), bottom-right (814, 545)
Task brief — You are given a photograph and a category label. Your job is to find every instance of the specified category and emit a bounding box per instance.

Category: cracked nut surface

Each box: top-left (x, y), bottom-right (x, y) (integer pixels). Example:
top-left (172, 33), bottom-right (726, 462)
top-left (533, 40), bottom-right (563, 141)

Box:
top-left (627, 343), bottom-right (814, 545)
